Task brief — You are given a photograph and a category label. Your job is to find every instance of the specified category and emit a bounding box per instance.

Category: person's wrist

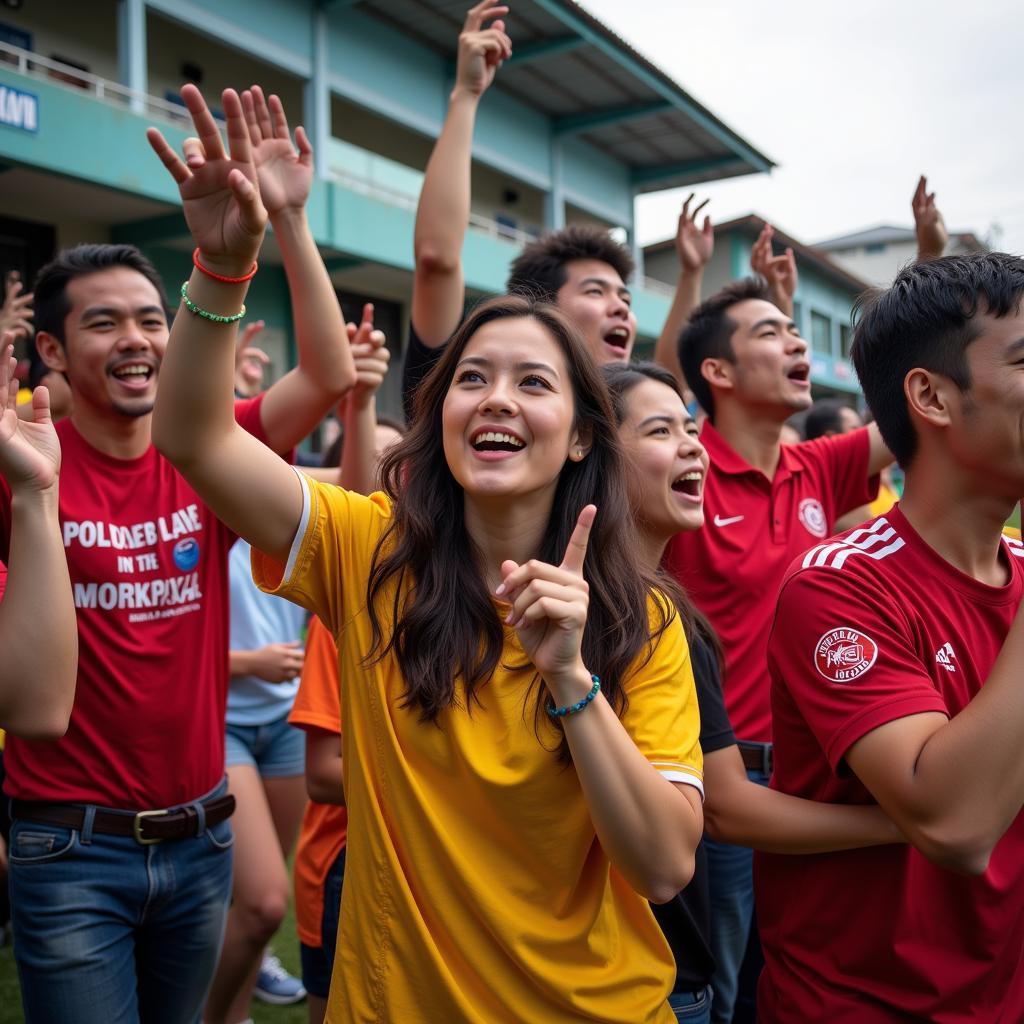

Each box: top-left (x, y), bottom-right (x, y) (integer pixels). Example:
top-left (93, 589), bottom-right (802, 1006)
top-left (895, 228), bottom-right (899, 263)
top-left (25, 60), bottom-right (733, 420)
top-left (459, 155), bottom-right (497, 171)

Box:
top-left (545, 662), bottom-right (593, 707)
top-left (268, 205), bottom-right (308, 231)
top-left (450, 84), bottom-right (482, 105)
top-left (196, 250), bottom-right (259, 281)
top-left (10, 480), bottom-right (60, 511)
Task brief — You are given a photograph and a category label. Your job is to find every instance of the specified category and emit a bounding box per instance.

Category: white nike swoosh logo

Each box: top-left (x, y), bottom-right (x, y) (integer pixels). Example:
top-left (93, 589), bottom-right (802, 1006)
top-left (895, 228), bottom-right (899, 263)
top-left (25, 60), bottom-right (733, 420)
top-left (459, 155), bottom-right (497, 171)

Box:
top-left (714, 514), bottom-right (745, 527)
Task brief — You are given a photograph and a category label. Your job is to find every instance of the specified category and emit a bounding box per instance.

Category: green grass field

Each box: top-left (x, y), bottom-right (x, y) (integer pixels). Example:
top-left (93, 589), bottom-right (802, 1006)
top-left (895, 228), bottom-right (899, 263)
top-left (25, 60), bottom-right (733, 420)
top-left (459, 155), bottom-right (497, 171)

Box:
top-left (0, 893), bottom-right (310, 1023)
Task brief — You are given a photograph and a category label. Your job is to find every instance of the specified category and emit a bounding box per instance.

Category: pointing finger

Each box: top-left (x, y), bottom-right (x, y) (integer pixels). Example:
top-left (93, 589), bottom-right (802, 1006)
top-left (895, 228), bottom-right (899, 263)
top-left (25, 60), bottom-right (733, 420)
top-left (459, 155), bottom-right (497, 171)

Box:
top-left (561, 504), bottom-right (596, 574)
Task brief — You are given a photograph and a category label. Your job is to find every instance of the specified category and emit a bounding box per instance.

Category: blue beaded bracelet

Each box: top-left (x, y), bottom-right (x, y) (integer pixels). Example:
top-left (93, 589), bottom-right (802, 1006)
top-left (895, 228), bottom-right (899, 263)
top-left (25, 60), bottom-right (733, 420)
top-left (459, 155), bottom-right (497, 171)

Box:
top-left (547, 675), bottom-right (601, 718)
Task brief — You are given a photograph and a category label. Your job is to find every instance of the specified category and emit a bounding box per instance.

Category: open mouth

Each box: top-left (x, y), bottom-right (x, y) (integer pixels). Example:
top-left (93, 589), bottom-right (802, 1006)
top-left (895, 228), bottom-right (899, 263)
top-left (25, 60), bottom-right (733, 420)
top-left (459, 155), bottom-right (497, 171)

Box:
top-left (470, 429), bottom-right (526, 453)
top-left (787, 364), bottom-right (810, 385)
top-left (110, 363), bottom-right (155, 386)
top-left (671, 470), bottom-right (703, 498)
top-left (603, 327), bottom-right (630, 353)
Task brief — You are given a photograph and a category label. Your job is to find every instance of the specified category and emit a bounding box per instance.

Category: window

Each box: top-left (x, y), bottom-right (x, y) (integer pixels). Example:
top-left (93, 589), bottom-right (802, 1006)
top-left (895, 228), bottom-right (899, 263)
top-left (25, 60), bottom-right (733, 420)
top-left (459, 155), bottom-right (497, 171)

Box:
top-left (810, 311), bottom-right (833, 355)
top-left (840, 323), bottom-right (853, 360)
top-left (865, 242), bottom-right (887, 254)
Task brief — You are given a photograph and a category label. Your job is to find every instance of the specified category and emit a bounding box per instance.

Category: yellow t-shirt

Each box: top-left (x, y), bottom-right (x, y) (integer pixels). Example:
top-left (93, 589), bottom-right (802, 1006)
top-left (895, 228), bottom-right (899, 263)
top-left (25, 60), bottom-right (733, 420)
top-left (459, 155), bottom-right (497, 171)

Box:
top-left (253, 475), bottom-right (703, 1024)
top-left (867, 481), bottom-right (899, 519)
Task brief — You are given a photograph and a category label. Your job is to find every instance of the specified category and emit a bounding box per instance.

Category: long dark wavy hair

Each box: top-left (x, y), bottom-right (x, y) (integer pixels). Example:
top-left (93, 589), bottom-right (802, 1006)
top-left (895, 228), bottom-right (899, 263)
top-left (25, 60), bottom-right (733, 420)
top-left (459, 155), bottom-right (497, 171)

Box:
top-left (603, 361), bottom-right (724, 669)
top-left (366, 296), bottom-right (672, 750)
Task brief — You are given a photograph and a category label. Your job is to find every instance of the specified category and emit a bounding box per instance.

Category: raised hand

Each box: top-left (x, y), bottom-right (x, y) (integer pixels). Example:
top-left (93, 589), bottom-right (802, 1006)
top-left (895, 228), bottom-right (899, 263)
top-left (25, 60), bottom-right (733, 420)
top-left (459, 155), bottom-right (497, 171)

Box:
top-left (0, 340), bottom-right (59, 493)
top-left (241, 86), bottom-right (313, 216)
top-left (347, 303), bottom-right (390, 407)
top-left (249, 640), bottom-right (305, 683)
top-left (912, 175), bottom-right (948, 261)
top-left (455, 0), bottom-right (512, 99)
top-left (496, 505), bottom-right (596, 697)
top-left (0, 274), bottom-right (33, 342)
top-left (146, 85), bottom-right (267, 279)
top-left (750, 223), bottom-right (797, 316)
top-left (675, 194), bottom-right (713, 273)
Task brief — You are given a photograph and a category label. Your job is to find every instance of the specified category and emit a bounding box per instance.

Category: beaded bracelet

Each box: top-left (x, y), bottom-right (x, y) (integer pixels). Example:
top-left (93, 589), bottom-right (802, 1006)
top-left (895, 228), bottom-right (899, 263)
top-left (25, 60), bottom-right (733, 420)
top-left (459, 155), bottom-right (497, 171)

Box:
top-left (547, 675), bottom-right (601, 718)
top-left (180, 281), bottom-right (246, 324)
top-left (193, 248), bottom-right (258, 284)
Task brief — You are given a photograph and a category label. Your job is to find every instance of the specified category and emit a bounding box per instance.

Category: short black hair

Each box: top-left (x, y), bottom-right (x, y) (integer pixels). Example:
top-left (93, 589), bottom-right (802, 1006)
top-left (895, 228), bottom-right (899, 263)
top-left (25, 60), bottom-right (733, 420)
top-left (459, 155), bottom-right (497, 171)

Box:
top-left (678, 277), bottom-right (771, 420)
top-left (852, 251), bottom-right (1024, 468)
top-left (804, 398), bottom-right (856, 440)
top-left (506, 224), bottom-right (634, 302)
top-left (33, 244), bottom-right (172, 345)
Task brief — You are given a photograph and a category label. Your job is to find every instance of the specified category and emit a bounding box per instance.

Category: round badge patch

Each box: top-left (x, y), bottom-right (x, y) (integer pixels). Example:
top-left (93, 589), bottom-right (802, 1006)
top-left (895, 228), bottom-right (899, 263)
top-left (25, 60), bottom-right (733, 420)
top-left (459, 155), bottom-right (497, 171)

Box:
top-left (173, 537), bottom-right (200, 572)
top-left (799, 497), bottom-right (827, 538)
top-left (815, 626), bottom-right (878, 683)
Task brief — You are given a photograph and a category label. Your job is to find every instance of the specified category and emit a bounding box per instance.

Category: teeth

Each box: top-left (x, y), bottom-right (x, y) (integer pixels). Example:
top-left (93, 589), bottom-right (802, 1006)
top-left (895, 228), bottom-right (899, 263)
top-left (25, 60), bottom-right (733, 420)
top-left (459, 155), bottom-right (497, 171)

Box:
top-left (114, 365), bottom-right (150, 377)
top-left (474, 431), bottom-right (524, 448)
top-left (680, 472), bottom-right (702, 481)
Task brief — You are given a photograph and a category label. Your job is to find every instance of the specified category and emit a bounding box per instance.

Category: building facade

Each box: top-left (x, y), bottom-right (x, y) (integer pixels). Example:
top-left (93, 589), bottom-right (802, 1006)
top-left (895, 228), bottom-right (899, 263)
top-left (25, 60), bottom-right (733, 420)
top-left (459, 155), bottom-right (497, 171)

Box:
top-left (0, 0), bottom-right (769, 419)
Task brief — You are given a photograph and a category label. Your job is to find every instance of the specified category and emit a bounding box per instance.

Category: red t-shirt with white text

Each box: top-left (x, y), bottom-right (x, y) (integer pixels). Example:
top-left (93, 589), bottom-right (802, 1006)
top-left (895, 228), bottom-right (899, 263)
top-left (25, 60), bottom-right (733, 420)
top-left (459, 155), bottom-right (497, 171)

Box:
top-left (757, 508), bottom-right (1024, 1022)
top-left (664, 424), bottom-right (876, 741)
top-left (0, 399), bottom-right (270, 808)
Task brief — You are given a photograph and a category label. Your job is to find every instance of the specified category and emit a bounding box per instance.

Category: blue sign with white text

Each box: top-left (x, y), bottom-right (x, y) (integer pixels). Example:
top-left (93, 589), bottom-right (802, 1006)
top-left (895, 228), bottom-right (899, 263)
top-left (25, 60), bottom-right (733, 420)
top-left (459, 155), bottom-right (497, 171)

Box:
top-left (0, 84), bottom-right (37, 133)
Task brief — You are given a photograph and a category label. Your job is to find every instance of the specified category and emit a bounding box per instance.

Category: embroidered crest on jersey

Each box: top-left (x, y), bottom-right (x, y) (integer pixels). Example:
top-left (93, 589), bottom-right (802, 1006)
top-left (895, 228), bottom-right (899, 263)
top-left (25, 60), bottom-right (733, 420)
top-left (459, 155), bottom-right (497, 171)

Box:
top-left (798, 498), bottom-right (827, 538)
top-left (935, 642), bottom-right (957, 673)
top-left (815, 626), bottom-right (878, 682)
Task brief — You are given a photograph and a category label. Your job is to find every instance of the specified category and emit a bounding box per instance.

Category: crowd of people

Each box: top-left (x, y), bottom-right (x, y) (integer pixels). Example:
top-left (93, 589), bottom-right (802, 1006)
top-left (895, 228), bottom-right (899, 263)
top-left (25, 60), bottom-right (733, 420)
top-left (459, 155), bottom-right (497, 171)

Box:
top-left (0, 3), bottom-right (1022, 1022)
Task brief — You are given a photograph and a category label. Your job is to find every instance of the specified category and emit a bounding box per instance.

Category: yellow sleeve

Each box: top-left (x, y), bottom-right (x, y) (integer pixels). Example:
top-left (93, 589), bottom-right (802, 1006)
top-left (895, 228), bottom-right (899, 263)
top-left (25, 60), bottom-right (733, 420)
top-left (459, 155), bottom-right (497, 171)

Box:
top-left (251, 470), bottom-right (392, 635)
top-left (620, 600), bottom-right (704, 798)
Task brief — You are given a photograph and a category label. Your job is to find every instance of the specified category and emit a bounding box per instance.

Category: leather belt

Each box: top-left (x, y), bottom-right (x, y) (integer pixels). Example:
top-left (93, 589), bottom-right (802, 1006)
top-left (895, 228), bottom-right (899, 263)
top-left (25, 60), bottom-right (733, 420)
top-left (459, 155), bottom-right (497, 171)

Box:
top-left (738, 741), bottom-right (773, 776)
top-left (12, 794), bottom-right (236, 845)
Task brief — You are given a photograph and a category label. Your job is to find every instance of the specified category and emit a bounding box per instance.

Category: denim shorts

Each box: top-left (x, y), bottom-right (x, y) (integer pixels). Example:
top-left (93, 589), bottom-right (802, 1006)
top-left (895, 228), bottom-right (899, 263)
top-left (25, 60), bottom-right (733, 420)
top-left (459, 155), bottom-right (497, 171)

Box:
top-left (299, 846), bottom-right (346, 998)
top-left (224, 712), bottom-right (305, 778)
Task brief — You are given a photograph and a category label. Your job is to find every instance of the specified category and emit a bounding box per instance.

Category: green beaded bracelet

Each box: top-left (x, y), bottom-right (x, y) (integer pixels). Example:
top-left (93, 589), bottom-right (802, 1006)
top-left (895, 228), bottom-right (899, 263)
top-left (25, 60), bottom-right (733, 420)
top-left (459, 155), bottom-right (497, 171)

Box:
top-left (547, 675), bottom-right (600, 718)
top-left (180, 281), bottom-right (246, 324)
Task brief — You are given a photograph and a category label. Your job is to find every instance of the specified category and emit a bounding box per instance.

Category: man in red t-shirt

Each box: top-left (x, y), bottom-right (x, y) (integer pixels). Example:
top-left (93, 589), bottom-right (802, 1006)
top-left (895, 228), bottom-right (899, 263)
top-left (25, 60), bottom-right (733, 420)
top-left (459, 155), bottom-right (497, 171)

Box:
top-left (0, 232), bottom-right (354, 1022)
top-left (758, 251), bottom-right (1024, 1022)
top-left (663, 277), bottom-right (889, 1020)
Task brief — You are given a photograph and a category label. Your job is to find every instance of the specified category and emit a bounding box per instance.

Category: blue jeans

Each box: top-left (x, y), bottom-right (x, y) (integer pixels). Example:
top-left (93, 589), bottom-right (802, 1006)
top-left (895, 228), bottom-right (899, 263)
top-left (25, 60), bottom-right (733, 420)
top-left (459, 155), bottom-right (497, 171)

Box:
top-left (668, 986), bottom-right (713, 1023)
top-left (225, 713), bottom-right (306, 778)
top-left (299, 845), bottom-right (347, 998)
top-left (705, 766), bottom-right (769, 1023)
top-left (9, 780), bottom-right (234, 1024)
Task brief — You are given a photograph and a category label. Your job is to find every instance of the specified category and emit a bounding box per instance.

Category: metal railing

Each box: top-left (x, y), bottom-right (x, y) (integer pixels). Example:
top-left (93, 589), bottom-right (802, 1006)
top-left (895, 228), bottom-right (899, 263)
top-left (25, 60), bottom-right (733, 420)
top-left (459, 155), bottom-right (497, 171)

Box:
top-left (0, 40), bottom-right (222, 127)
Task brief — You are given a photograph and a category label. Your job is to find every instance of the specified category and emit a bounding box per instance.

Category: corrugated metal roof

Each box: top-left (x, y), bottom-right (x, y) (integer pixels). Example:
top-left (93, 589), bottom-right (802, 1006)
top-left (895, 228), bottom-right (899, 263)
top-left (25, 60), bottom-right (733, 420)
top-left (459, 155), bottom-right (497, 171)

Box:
top-left (349, 0), bottom-right (773, 192)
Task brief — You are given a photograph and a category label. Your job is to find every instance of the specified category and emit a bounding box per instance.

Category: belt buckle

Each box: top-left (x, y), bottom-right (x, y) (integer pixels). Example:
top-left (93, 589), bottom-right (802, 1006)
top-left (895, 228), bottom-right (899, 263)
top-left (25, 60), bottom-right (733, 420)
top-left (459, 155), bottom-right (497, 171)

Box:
top-left (762, 745), bottom-right (774, 777)
top-left (133, 808), bottom-right (169, 845)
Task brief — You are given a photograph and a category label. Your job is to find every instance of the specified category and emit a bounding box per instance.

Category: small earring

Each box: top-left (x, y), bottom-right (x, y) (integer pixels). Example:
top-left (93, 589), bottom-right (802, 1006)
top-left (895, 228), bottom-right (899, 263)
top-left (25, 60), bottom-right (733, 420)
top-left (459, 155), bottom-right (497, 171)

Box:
top-left (576, 448), bottom-right (583, 459)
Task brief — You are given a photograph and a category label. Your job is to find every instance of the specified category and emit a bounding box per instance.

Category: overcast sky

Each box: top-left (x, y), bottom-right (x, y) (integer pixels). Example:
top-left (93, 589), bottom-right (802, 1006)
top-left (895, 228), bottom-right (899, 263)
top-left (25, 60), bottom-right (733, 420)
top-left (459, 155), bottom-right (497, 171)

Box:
top-left (579, 0), bottom-right (1023, 254)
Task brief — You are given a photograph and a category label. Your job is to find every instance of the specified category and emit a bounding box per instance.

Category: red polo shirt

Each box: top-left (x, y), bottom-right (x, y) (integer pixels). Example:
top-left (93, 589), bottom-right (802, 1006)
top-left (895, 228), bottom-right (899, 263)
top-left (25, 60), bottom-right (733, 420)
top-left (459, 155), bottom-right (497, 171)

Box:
top-left (664, 423), bottom-right (876, 742)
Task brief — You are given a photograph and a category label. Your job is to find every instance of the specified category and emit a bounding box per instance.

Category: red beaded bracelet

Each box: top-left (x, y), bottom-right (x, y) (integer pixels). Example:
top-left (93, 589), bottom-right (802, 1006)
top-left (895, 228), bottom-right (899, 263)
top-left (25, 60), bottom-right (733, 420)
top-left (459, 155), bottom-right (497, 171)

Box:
top-left (193, 248), bottom-right (258, 284)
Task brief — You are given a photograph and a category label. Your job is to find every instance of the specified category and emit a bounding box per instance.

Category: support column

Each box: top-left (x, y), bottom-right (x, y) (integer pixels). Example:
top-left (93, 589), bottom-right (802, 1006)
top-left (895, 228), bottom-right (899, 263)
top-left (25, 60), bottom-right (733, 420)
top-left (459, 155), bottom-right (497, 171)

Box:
top-left (628, 187), bottom-right (644, 279)
top-left (544, 136), bottom-right (565, 230)
top-left (117, 0), bottom-right (147, 113)
top-left (305, 7), bottom-right (330, 179)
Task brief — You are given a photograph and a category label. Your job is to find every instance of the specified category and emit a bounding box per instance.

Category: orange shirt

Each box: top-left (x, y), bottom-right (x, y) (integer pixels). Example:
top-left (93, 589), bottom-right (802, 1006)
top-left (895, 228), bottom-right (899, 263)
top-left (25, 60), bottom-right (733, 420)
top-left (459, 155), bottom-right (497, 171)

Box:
top-left (289, 615), bottom-right (347, 948)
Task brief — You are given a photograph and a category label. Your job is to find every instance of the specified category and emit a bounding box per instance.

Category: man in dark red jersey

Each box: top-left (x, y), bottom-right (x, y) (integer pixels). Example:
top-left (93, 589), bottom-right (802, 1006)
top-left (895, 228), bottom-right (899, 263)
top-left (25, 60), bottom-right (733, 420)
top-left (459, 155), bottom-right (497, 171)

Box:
top-left (663, 276), bottom-right (890, 1021)
top-left (0, 111), bottom-right (355, 1022)
top-left (758, 250), bottom-right (1024, 1022)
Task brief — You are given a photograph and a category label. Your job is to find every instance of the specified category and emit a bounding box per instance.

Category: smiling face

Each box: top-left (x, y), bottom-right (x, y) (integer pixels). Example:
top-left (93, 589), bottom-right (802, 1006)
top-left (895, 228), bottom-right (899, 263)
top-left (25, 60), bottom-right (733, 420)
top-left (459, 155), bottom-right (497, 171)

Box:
top-left (555, 258), bottom-right (637, 364)
top-left (707, 298), bottom-right (812, 419)
top-left (616, 377), bottom-right (708, 541)
top-left (442, 316), bottom-right (586, 505)
top-left (37, 267), bottom-right (168, 420)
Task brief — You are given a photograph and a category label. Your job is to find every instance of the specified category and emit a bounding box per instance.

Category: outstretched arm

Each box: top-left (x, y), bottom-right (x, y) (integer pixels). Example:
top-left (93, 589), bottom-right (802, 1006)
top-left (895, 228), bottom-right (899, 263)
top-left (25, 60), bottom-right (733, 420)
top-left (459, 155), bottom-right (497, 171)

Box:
top-left (242, 86), bottom-right (355, 451)
top-left (912, 174), bottom-right (949, 262)
top-left (0, 341), bottom-right (77, 738)
top-left (412, 0), bottom-right (511, 347)
top-left (750, 223), bottom-right (797, 318)
top-left (149, 85), bottom-right (302, 561)
top-left (703, 744), bottom-right (904, 852)
top-left (654, 194), bottom-right (712, 390)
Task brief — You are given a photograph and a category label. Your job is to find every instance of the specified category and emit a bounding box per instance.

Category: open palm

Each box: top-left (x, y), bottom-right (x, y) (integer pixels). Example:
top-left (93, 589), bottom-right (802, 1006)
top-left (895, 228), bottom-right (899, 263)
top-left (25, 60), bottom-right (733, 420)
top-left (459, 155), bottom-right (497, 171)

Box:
top-left (242, 86), bottom-right (312, 215)
top-left (0, 343), bottom-right (59, 492)
top-left (147, 85), bottom-right (267, 274)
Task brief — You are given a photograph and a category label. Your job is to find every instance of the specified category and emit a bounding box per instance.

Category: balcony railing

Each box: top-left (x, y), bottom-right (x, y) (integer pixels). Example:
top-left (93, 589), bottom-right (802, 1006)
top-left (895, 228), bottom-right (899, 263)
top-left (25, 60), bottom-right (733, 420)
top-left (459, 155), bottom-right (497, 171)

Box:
top-left (0, 40), bottom-right (219, 128)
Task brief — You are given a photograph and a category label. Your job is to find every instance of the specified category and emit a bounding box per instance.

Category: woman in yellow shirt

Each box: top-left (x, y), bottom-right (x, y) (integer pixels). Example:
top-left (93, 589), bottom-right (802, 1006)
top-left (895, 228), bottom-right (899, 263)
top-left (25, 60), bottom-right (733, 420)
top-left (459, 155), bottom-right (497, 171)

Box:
top-left (149, 85), bottom-right (704, 1023)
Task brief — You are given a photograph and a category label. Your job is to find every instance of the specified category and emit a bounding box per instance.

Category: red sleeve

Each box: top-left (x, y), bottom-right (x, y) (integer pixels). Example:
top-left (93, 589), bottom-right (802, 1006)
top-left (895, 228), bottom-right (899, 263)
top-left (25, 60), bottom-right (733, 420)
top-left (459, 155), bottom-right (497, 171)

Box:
top-left (233, 392), bottom-right (296, 463)
top-left (768, 566), bottom-right (948, 772)
top-left (802, 427), bottom-right (879, 521)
